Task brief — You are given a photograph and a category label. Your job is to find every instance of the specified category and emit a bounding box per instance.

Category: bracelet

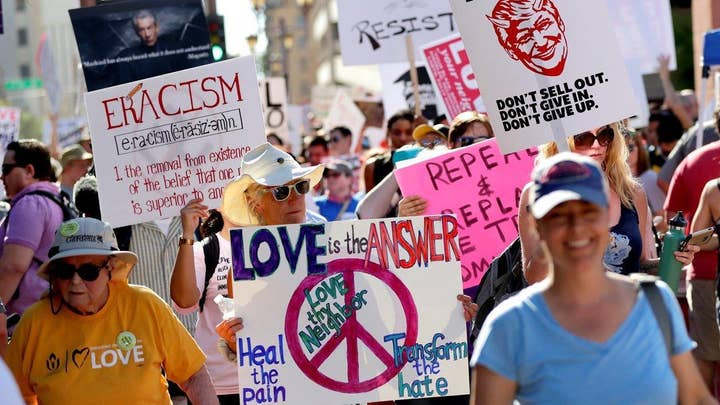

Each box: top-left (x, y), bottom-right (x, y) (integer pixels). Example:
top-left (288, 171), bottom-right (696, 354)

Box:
top-left (178, 237), bottom-right (194, 246)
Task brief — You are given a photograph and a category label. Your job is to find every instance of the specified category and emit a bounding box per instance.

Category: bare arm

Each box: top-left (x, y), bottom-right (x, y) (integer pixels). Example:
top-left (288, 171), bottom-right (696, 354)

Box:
top-left (356, 172), bottom-right (399, 219)
top-left (177, 365), bottom-right (218, 405)
top-left (691, 180), bottom-right (720, 251)
top-left (0, 244), bottom-right (35, 304)
top-left (471, 365), bottom-right (516, 405)
top-left (518, 185), bottom-right (549, 284)
top-left (658, 54), bottom-right (694, 130)
top-left (170, 198), bottom-right (208, 308)
top-left (671, 351), bottom-right (717, 404)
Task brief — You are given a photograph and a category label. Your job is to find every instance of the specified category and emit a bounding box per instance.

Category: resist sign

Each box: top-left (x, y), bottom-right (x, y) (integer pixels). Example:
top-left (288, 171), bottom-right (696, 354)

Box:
top-left (395, 139), bottom-right (536, 289)
top-left (84, 56), bottom-right (265, 227)
top-left (230, 217), bottom-right (469, 404)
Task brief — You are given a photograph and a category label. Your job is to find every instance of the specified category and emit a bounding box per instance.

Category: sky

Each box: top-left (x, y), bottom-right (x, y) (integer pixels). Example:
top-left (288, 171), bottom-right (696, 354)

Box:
top-left (216, 0), bottom-right (263, 57)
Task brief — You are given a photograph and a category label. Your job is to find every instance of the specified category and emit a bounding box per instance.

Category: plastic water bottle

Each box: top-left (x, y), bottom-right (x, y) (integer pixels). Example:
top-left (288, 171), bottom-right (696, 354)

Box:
top-left (659, 211), bottom-right (687, 293)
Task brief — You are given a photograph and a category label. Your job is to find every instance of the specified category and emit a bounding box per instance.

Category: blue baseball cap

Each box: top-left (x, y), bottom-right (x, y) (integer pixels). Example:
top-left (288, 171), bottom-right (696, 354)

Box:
top-left (530, 152), bottom-right (608, 219)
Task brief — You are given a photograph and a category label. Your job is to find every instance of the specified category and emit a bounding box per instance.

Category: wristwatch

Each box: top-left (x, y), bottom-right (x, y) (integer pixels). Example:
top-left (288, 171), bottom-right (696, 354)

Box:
top-left (178, 237), bottom-right (194, 246)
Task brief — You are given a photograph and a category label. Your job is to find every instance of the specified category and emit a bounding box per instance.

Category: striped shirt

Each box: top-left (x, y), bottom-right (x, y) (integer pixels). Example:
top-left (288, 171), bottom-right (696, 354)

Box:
top-left (128, 218), bottom-right (197, 334)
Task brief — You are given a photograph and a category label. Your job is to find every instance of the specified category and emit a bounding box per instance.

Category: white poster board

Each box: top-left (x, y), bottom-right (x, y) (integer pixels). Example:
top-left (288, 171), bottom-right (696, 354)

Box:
top-left (337, 0), bottom-right (457, 66)
top-left (324, 89), bottom-right (367, 151)
top-left (0, 107), bottom-right (21, 159)
top-left (84, 56), bottom-right (265, 227)
top-left (231, 217), bottom-right (469, 404)
top-left (448, 0), bottom-right (639, 154)
top-left (608, 0), bottom-right (676, 74)
top-left (43, 117), bottom-right (87, 149)
top-left (259, 77), bottom-right (290, 146)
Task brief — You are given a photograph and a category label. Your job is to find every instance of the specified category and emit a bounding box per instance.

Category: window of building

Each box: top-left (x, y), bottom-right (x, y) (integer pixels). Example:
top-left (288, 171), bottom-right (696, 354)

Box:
top-left (18, 28), bottom-right (28, 46)
top-left (20, 64), bottom-right (31, 78)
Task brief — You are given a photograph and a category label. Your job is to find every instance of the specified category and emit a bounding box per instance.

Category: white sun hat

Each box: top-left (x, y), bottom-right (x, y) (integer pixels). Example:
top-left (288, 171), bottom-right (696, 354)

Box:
top-left (221, 143), bottom-right (324, 225)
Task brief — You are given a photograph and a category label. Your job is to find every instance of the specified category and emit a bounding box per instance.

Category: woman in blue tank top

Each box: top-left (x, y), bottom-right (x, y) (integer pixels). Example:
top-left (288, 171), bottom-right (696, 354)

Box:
top-left (519, 123), bottom-right (698, 282)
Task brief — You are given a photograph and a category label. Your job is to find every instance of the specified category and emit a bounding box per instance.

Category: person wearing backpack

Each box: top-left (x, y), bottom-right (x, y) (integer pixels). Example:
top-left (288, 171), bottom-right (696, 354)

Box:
top-left (471, 153), bottom-right (712, 404)
top-left (0, 140), bottom-right (66, 320)
top-left (170, 143), bottom-right (326, 404)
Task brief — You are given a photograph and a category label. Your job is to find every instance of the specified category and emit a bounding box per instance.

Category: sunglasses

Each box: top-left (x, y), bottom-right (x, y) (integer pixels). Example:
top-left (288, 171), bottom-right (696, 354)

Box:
top-left (458, 136), bottom-right (489, 147)
top-left (626, 143), bottom-right (636, 152)
top-left (1, 163), bottom-right (24, 176)
top-left (573, 127), bottom-right (614, 148)
top-left (329, 135), bottom-right (344, 143)
top-left (50, 260), bottom-right (109, 282)
top-left (265, 179), bottom-right (311, 202)
top-left (420, 138), bottom-right (445, 148)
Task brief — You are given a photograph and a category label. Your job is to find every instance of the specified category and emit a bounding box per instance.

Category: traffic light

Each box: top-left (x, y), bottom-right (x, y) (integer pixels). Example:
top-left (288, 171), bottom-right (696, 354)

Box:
top-left (207, 14), bottom-right (226, 61)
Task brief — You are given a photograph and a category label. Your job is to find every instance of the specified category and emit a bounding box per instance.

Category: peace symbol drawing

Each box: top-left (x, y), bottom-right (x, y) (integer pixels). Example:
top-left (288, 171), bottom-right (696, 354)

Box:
top-left (284, 258), bottom-right (419, 393)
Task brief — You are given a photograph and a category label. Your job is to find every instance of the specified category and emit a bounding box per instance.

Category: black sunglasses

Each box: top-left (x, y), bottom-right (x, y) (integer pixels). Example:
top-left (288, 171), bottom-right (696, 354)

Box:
top-left (573, 127), bottom-right (614, 148)
top-left (266, 179), bottom-right (311, 202)
top-left (50, 260), bottom-right (109, 282)
top-left (458, 136), bottom-right (489, 147)
top-left (1, 163), bottom-right (24, 176)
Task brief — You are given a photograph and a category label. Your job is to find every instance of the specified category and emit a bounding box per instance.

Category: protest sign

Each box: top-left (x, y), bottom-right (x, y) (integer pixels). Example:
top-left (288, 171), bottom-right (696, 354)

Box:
top-left (43, 117), bottom-right (87, 149)
top-left (0, 107), bottom-right (21, 159)
top-left (422, 33), bottom-right (485, 119)
top-left (608, 0), bottom-right (675, 74)
top-left (324, 89), bottom-right (367, 151)
top-left (395, 139), bottom-right (536, 289)
top-left (84, 56), bottom-right (265, 227)
top-left (259, 77), bottom-right (290, 145)
top-left (286, 104), bottom-right (308, 156)
top-left (379, 62), bottom-right (445, 121)
top-left (337, 0), bottom-right (457, 66)
top-left (311, 85), bottom-right (340, 122)
top-left (230, 216), bottom-right (469, 404)
top-left (69, 0), bottom-right (212, 91)
top-left (448, 0), bottom-right (638, 154)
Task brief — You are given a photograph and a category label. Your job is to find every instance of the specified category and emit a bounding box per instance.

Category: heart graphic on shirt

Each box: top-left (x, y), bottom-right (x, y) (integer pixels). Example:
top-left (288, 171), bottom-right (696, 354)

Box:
top-left (72, 347), bottom-right (90, 368)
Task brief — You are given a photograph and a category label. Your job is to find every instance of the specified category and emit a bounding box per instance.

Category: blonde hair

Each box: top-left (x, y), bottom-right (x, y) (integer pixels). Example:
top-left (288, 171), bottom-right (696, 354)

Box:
top-left (539, 123), bottom-right (638, 208)
top-left (244, 183), bottom-right (265, 225)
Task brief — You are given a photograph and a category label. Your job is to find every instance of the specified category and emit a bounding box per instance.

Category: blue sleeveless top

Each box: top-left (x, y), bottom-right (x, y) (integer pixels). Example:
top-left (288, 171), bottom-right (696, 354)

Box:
top-left (603, 203), bottom-right (642, 274)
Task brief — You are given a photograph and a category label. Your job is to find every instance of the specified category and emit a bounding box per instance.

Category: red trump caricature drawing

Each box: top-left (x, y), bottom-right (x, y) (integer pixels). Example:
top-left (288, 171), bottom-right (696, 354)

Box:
top-left (487, 0), bottom-right (568, 76)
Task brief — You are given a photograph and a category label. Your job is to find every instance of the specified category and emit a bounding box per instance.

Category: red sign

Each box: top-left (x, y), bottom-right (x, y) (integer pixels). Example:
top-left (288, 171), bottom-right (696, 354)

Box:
top-left (422, 34), bottom-right (485, 119)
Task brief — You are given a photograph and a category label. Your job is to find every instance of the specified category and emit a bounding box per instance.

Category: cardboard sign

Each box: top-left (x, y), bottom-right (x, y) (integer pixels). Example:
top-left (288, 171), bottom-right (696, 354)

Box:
top-left (448, 0), bottom-right (638, 154)
top-left (0, 107), bottom-right (21, 159)
top-left (337, 0), bottom-right (457, 66)
top-left (43, 117), bottom-right (87, 149)
top-left (422, 33), bottom-right (485, 119)
top-left (324, 89), bottom-right (367, 151)
top-left (84, 56), bottom-right (265, 227)
top-left (379, 63), bottom-right (445, 121)
top-left (259, 77), bottom-right (290, 144)
top-left (608, 0), bottom-right (676, 74)
top-left (231, 217), bottom-right (469, 404)
top-left (395, 139), bottom-right (536, 289)
top-left (69, 0), bottom-right (212, 91)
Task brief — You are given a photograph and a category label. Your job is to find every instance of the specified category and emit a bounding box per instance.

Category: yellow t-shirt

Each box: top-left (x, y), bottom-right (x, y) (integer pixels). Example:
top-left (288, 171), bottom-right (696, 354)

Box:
top-left (6, 280), bottom-right (206, 404)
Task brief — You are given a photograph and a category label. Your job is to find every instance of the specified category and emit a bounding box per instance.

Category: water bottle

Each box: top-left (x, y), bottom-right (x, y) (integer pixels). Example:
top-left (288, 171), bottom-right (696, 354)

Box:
top-left (659, 211), bottom-right (687, 293)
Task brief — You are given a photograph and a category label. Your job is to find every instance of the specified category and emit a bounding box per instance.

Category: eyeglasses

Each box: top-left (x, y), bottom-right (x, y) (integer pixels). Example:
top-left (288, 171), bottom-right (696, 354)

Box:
top-left (264, 179), bottom-right (311, 202)
top-left (573, 127), bottom-right (614, 148)
top-left (1, 163), bottom-right (24, 176)
top-left (458, 136), bottom-right (490, 148)
top-left (50, 260), bottom-right (110, 282)
top-left (420, 138), bottom-right (445, 148)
